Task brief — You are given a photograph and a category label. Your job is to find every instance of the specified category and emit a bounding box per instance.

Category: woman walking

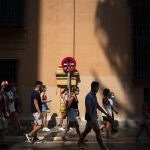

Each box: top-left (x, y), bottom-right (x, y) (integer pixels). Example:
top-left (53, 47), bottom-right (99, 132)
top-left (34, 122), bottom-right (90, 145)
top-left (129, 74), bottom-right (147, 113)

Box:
top-left (59, 88), bottom-right (69, 131)
top-left (62, 87), bottom-right (80, 140)
top-left (100, 88), bottom-right (113, 138)
top-left (40, 85), bottom-right (50, 132)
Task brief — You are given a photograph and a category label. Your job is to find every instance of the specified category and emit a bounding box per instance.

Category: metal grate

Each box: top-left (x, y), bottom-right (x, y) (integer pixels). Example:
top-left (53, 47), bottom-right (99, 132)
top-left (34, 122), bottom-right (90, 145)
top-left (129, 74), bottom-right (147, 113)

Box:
top-left (0, 59), bottom-right (18, 83)
top-left (144, 88), bottom-right (150, 104)
top-left (131, 0), bottom-right (150, 80)
top-left (0, 0), bottom-right (25, 27)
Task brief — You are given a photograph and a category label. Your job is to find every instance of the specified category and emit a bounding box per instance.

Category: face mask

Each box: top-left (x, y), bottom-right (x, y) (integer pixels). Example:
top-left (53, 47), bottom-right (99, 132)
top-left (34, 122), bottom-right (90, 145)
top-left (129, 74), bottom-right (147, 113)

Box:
top-left (76, 91), bottom-right (79, 95)
top-left (43, 88), bottom-right (47, 92)
top-left (7, 91), bottom-right (14, 99)
top-left (95, 87), bottom-right (99, 93)
top-left (111, 96), bottom-right (115, 99)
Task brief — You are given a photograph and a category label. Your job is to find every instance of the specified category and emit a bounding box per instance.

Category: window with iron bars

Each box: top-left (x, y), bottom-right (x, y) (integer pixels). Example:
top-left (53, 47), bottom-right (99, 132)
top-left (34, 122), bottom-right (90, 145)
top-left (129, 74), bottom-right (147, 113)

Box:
top-left (0, 0), bottom-right (25, 27)
top-left (0, 59), bottom-right (18, 84)
top-left (144, 88), bottom-right (150, 104)
top-left (131, 0), bottom-right (150, 80)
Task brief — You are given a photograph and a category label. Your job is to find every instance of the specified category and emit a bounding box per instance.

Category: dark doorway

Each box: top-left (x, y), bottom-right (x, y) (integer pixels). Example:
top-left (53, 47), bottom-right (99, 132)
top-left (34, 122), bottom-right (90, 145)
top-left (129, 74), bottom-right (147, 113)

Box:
top-left (0, 59), bottom-right (18, 83)
top-left (144, 88), bottom-right (150, 104)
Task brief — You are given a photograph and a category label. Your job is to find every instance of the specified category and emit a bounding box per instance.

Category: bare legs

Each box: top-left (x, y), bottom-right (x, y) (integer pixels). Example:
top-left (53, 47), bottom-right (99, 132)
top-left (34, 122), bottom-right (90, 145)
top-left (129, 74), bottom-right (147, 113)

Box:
top-left (10, 112), bottom-right (21, 133)
top-left (28, 123), bottom-right (43, 137)
top-left (106, 121), bottom-right (111, 138)
top-left (100, 121), bottom-right (111, 138)
top-left (60, 112), bottom-right (66, 128)
top-left (63, 121), bottom-right (80, 139)
top-left (42, 111), bottom-right (47, 128)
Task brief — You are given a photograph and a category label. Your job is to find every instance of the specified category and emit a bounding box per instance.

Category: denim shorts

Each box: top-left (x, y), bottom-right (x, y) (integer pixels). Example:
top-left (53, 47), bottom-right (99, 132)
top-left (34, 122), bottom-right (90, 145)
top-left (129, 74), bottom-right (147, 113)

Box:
top-left (42, 103), bottom-right (48, 112)
top-left (68, 108), bottom-right (78, 122)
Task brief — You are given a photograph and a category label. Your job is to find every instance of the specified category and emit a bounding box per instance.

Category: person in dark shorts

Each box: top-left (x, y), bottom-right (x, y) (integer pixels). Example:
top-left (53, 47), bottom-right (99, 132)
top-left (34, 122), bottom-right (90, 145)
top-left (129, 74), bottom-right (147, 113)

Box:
top-left (78, 81), bottom-right (112, 150)
top-left (109, 92), bottom-right (118, 132)
top-left (25, 81), bottom-right (43, 144)
top-left (100, 89), bottom-right (118, 138)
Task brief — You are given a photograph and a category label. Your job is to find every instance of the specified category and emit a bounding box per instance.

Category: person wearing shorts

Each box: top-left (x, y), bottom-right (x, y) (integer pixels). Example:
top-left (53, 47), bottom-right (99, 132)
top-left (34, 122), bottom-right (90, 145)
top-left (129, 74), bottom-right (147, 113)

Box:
top-left (6, 88), bottom-right (21, 134)
top-left (25, 81), bottom-right (43, 144)
top-left (62, 87), bottom-right (80, 140)
top-left (100, 89), bottom-right (118, 138)
top-left (59, 88), bottom-right (69, 131)
top-left (40, 85), bottom-right (50, 132)
top-left (78, 81), bottom-right (111, 150)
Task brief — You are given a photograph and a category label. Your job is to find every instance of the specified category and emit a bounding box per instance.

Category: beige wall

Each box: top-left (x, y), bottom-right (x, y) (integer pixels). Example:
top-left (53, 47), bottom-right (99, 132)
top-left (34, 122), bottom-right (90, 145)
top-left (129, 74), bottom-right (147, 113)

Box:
top-left (0, 0), bottom-right (144, 121)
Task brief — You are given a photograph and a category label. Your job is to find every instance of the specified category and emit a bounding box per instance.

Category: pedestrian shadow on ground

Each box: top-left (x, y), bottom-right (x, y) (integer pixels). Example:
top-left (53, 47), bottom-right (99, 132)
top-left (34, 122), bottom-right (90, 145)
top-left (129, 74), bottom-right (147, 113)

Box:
top-left (48, 113), bottom-right (57, 129)
top-left (43, 132), bottom-right (59, 141)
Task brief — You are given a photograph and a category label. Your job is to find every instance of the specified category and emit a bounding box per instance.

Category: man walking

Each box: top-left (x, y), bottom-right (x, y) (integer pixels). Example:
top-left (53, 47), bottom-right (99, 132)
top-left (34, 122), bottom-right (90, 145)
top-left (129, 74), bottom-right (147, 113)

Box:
top-left (26, 81), bottom-right (43, 144)
top-left (78, 81), bottom-right (112, 150)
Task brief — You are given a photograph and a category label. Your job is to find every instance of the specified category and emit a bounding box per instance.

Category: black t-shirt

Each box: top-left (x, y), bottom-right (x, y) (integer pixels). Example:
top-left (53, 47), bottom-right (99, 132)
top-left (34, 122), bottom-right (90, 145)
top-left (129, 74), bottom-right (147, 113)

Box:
top-left (70, 97), bottom-right (78, 109)
top-left (30, 90), bottom-right (42, 113)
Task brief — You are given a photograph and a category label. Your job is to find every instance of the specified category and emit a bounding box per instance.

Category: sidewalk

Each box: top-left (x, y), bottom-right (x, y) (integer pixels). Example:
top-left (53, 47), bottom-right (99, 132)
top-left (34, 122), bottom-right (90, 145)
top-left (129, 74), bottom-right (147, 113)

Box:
top-left (4, 119), bottom-right (150, 144)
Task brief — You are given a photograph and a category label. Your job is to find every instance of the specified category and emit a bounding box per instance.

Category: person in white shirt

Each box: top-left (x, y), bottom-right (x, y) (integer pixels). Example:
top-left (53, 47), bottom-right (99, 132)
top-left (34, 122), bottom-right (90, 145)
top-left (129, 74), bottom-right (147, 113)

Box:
top-left (59, 88), bottom-right (69, 131)
top-left (6, 85), bottom-right (21, 134)
top-left (100, 89), bottom-right (118, 138)
top-left (110, 92), bottom-right (118, 131)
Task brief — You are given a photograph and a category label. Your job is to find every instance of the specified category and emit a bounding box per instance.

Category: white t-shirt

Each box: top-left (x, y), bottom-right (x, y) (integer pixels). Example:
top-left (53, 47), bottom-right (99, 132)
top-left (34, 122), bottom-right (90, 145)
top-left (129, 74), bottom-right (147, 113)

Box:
top-left (6, 91), bottom-right (16, 112)
top-left (60, 94), bottom-right (68, 104)
top-left (102, 98), bottom-right (113, 117)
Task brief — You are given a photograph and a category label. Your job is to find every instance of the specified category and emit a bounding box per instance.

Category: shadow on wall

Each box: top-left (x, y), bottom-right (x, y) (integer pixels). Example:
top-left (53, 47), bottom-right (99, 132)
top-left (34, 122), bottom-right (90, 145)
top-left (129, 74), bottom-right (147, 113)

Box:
top-left (94, 0), bottom-right (139, 119)
top-left (92, 69), bottom-right (136, 127)
top-left (22, 0), bottom-right (41, 114)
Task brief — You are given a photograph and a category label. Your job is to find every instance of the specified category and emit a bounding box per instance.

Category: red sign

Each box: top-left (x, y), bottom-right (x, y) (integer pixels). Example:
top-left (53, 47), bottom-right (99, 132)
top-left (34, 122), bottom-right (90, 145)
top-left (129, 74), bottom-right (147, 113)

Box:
top-left (61, 57), bottom-right (76, 72)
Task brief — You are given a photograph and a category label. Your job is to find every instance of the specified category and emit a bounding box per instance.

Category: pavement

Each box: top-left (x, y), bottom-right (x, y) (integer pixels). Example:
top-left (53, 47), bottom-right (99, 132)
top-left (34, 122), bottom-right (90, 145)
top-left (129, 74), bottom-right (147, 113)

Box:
top-left (2, 119), bottom-right (150, 150)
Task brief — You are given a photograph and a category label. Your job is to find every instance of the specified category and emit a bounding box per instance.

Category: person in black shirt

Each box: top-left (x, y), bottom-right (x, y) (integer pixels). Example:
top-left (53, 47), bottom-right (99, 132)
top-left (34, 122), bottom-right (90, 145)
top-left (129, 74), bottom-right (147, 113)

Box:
top-left (25, 81), bottom-right (43, 144)
top-left (62, 87), bottom-right (80, 140)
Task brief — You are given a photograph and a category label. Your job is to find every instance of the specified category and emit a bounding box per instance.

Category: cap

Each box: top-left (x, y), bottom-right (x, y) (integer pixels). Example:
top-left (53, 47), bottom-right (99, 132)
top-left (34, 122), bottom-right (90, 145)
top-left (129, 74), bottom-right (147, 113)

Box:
top-left (10, 82), bottom-right (17, 87)
top-left (1, 81), bottom-right (8, 86)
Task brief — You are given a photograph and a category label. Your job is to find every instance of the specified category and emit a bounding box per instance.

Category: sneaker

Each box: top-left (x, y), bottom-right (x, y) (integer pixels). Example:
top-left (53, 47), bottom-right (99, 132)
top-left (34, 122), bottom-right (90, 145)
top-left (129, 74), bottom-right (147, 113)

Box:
top-left (59, 127), bottom-right (65, 131)
top-left (70, 127), bottom-right (74, 131)
top-left (25, 134), bottom-right (34, 144)
top-left (34, 137), bottom-right (42, 143)
top-left (42, 127), bottom-right (50, 132)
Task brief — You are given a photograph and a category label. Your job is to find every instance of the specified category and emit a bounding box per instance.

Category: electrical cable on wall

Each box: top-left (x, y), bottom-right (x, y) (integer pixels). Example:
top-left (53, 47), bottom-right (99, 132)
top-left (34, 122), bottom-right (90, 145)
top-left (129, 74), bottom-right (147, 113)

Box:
top-left (73, 0), bottom-right (76, 58)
